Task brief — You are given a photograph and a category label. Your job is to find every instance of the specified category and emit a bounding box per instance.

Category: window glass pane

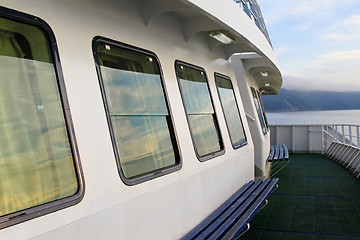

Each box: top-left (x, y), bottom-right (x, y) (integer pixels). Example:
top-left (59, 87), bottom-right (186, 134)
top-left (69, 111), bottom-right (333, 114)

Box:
top-left (176, 64), bottom-right (213, 115)
top-left (257, 91), bottom-right (269, 129)
top-left (96, 43), bottom-right (178, 179)
top-left (188, 115), bottom-right (223, 156)
top-left (0, 17), bottom-right (78, 216)
top-left (176, 63), bottom-right (223, 158)
top-left (112, 116), bottom-right (175, 178)
top-left (251, 87), bottom-right (267, 134)
top-left (215, 75), bottom-right (247, 148)
top-left (101, 68), bottom-right (168, 115)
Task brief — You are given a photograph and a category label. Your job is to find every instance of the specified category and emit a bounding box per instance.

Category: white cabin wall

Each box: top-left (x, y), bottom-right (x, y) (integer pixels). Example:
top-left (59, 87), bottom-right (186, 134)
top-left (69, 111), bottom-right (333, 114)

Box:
top-left (230, 56), bottom-right (270, 178)
top-left (0, 0), bottom-right (256, 239)
top-left (185, 0), bottom-right (279, 67)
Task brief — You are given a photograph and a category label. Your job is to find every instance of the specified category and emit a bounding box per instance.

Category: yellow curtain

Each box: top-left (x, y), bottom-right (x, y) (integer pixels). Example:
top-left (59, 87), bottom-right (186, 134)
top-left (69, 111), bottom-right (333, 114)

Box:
top-left (0, 30), bottom-right (77, 216)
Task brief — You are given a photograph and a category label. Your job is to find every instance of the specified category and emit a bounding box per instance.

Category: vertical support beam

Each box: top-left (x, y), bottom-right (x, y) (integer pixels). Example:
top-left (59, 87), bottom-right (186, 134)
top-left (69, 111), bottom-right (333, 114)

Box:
top-left (292, 126), bottom-right (295, 153)
top-left (309, 126), bottom-right (312, 154)
top-left (326, 125), bottom-right (329, 146)
top-left (321, 125), bottom-right (325, 154)
top-left (342, 126), bottom-right (345, 143)
top-left (349, 126), bottom-right (352, 146)
top-left (357, 126), bottom-right (360, 148)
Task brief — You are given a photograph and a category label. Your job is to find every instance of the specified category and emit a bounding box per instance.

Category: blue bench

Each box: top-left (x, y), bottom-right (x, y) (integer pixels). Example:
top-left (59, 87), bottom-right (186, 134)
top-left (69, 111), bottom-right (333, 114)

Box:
top-left (269, 145), bottom-right (289, 177)
top-left (181, 178), bottom-right (279, 240)
top-left (268, 144), bottom-right (289, 162)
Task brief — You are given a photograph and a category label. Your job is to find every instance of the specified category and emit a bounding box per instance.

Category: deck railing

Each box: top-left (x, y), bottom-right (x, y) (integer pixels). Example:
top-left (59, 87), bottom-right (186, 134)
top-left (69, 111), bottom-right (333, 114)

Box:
top-left (234, 0), bottom-right (272, 45)
top-left (322, 125), bottom-right (360, 179)
top-left (269, 124), bottom-right (360, 154)
top-left (322, 125), bottom-right (360, 153)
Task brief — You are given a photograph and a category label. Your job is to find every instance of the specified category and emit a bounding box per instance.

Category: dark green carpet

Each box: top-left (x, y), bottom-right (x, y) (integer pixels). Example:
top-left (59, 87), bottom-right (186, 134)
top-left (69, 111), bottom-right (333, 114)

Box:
top-left (242, 154), bottom-right (360, 240)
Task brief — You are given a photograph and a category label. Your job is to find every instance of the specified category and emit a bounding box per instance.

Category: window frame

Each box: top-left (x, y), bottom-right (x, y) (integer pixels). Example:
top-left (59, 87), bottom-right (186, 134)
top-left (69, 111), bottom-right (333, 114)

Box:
top-left (0, 6), bottom-right (85, 229)
top-left (214, 73), bottom-right (247, 149)
top-left (174, 60), bottom-right (224, 161)
top-left (251, 87), bottom-right (268, 135)
top-left (257, 89), bottom-right (269, 130)
top-left (92, 36), bottom-right (182, 185)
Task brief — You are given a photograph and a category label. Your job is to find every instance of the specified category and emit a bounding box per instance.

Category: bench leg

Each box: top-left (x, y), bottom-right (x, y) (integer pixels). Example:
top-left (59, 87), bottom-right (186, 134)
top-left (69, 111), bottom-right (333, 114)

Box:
top-left (257, 199), bottom-right (269, 213)
top-left (236, 223), bottom-right (250, 239)
top-left (271, 160), bottom-right (289, 177)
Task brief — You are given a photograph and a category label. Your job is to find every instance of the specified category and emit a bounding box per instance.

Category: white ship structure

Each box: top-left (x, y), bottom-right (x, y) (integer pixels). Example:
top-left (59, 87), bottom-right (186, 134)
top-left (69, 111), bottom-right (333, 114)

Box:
top-left (0, 0), bottom-right (292, 239)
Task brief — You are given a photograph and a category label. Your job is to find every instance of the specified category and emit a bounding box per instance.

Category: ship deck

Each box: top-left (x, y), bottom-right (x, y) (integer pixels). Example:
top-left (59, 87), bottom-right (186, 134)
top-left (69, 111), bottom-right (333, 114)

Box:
top-left (243, 154), bottom-right (360, 240)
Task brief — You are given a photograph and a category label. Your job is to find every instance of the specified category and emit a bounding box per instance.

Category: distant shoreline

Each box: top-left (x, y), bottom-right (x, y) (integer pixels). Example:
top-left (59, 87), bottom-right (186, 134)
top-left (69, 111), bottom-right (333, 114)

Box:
top-left (262, 89), bottom-right (360, 112)
top-left (266, 109), bottom-right (360, 125)
top-left (267, 108), bottom-right (360, 113)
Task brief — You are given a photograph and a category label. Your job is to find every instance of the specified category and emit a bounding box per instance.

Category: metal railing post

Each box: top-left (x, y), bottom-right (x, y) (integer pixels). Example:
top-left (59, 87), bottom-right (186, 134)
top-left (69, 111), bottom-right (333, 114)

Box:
top-left (321, 125), bottom-right (324, 154)
top-left (270, 124), bottom-right (360, 155)
top-left (356, 126), bottom-right (360, 148)
top-left (292, 126), bottom-right (295, 153)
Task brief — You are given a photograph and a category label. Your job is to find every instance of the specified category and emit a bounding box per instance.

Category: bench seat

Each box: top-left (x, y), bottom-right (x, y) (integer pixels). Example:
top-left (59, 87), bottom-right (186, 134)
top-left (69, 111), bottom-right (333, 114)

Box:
top-left (268, 144), bottom-right (289, 162)
top-left (181, 178), bottom-right (279, 240)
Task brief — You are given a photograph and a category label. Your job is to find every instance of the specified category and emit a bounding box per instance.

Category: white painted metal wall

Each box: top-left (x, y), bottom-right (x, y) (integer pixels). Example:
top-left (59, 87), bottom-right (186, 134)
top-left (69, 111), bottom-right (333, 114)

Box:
top-left (269, 125), bottom-right (323, 153)
top-left (0, 0), bottom-right (282, 239)
top-left (270, 124), bottom-right (360, 154)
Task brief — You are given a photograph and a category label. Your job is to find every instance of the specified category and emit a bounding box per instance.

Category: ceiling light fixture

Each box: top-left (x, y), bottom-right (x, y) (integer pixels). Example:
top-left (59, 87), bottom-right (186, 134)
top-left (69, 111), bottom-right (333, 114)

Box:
top-left (260, 71), bottom-right (268, 77)
top-left (209, 30), bottom-right (234, 44)
top-left (265, 82), bottom-right (271, 87)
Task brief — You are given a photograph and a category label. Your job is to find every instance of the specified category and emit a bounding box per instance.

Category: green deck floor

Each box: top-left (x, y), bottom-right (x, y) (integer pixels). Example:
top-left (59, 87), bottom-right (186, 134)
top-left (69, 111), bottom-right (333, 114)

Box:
top-left (242, 154), bottom-right (360, 240)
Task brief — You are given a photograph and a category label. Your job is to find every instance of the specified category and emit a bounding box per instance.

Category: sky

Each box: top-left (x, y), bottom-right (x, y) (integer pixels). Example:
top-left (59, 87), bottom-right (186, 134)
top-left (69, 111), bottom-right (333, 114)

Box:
top-left (257, 0), bottom-right (360, 92)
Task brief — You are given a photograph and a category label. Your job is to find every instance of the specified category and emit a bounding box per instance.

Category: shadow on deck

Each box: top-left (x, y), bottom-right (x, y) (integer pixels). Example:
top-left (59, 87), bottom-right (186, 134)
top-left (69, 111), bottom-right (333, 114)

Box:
top-left (243, 154), bottom-right (360, 240)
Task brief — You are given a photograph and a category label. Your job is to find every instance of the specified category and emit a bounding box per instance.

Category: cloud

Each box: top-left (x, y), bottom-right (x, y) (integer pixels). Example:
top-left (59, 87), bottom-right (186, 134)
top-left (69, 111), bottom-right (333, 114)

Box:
top-left (319, 49), bottom-right (360, 61)
top-left (257, 0), bottom-right (360, 92)
top-left (258, 0), bottom-right (356, 25)
top-left (282, 75), bottom-right (360, 92)
top-left (322, 33), bottom-right (359, 41)
top-left (274, 43), bottom-right (291, 55)
top-left (322, 14), bottom-right (360, 42)
top-left (281, 49), bottom-right (360, 92)
top-left (342, 15), bottom-right (360, 29)
top-left (259, 0), bottom-right (359, 36)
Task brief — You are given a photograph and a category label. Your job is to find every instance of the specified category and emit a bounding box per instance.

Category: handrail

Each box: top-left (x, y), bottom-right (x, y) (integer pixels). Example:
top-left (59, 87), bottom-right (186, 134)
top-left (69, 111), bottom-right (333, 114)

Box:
top-left (322, 124), bottom-right (360, 154)
top-left (233, 0), bottom-right (272, 45)
top-left (246, 112), bottom-right (256, 122)
top-left (268, 124), bottom-right (360, 154)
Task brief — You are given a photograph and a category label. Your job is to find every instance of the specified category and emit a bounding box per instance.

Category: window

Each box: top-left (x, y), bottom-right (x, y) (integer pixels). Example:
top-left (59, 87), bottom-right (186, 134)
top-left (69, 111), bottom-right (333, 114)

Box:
top-left (93, 37), bottom-right (180, 184)
top-left (0, 8), bottom-right (83, 228)
top-left (215, 73), bottom-right (247, 148)
top-left (251, 87), bottom-right (268, 134)
top-left (257, 89), bottom-right (269, 129)
top-left (175, 61), bottom-right (224, 160)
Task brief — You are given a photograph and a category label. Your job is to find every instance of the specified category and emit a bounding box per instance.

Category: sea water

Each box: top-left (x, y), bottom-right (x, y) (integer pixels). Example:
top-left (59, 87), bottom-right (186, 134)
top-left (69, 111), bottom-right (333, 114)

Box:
top-left (266, 109), bottom-right (360, 125)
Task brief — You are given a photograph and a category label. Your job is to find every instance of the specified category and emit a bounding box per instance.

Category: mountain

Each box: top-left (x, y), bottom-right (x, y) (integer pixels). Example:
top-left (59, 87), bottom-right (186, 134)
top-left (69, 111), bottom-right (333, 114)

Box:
top-left (261, 89), bottom-right (360, 111)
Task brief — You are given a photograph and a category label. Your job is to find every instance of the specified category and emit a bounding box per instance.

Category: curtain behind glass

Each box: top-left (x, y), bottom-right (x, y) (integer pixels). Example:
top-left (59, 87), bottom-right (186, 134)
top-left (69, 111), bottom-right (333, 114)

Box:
top-left (97, 44), bottom-right (178, 179)
top-left (0, 22), bottom-right (78, 217)
top-left (176, 63), bottom-right (223, 157)
top-left (251, 87), bottom-right (267, 134)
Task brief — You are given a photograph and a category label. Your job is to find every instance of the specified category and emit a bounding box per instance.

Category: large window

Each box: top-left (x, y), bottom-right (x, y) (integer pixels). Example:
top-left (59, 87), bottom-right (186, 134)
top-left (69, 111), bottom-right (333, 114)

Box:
top-left (94, 38), bottom-right (180, 184)
top-left (0, 8), bottom-right (83, 227)
top-left (251, 87), bottom-right (268, 135)
top-left (175, 61), bottom-right (224, 160)
top-left (215, 74), bottom-right (247, 148)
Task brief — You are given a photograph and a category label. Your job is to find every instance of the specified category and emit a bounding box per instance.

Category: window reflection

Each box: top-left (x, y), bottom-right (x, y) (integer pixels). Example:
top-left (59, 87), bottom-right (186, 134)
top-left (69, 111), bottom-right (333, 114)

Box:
top-left (101, 67), bottom-right (168, 115)
top-left (215, 74), bottom-right (247, 148)
top-left (257, 90), bottom-right (269, 129)
top-left (176, 62), bottom-right (223, 158)
top-left (0, 17), bottom-right (78, 217)
top-left (96, 43), bottom-right (179, 180)
top-left (251, 87), bottom-right (268, 134)
top-left (112, 116), bottom-right (175, 178)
